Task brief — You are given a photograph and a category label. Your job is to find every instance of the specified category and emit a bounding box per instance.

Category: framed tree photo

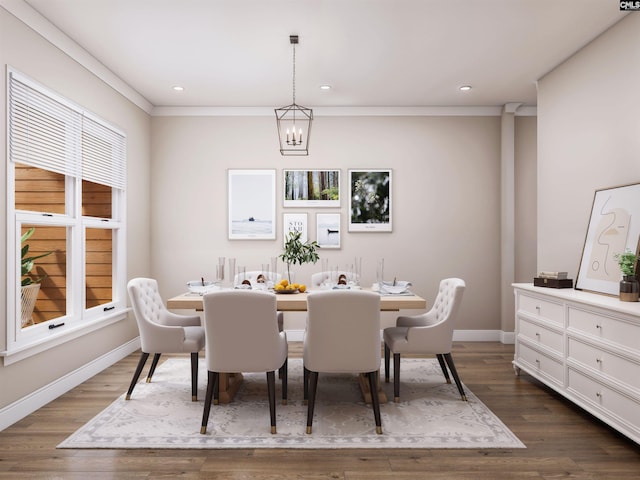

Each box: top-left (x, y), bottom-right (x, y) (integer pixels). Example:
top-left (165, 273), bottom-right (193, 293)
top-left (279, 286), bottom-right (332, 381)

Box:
top-left (316, 213), bottom-right (341, 249)
top-left (348, 169), bottom-right (392, 232)
top-left (283, 213), bottom-right (308, 246)
top-left (576, 182), bottom-right (640, 295)
top-left (228, 169), bottom-right (276, 240)
top-left (283, 169), bottom-right (340, 207)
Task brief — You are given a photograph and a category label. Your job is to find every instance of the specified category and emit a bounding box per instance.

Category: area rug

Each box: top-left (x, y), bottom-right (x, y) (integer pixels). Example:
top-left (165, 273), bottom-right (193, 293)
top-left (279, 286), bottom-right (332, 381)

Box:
top-left (58, 358), bottom-right (525, 449)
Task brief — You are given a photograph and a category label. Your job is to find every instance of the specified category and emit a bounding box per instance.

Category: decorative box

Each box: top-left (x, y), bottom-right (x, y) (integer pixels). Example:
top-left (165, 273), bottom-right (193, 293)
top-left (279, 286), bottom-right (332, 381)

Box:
top-left (534, 277), bottom-right (573, 289)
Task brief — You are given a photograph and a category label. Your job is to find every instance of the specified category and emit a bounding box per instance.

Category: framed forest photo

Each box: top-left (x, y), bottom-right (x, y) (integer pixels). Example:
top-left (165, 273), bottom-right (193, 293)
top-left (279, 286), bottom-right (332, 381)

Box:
top-left (348, 169), bottom-right (392, 232)
top-left (283, 169), bottom-right (340, 207)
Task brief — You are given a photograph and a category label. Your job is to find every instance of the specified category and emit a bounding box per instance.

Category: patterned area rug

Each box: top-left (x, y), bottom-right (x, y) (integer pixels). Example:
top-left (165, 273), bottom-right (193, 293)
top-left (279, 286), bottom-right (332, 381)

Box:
top-left (58, 358), bottom-right (524, 449)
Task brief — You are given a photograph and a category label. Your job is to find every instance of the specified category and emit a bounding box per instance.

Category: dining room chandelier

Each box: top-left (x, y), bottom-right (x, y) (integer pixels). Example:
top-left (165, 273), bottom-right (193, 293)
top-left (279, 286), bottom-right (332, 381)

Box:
top-left (275, 35), bottom-right (313, 156)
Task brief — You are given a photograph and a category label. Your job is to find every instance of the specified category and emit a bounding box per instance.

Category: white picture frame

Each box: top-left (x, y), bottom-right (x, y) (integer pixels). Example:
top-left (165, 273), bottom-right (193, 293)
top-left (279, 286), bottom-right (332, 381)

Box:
top-left (348, 169), bottom-right (392, 232)
top-left (283, 213), bottom-right (308, 246)
top-left (228, 169), bottom-right (276, 240)
top-left (316, 213), bottom-right (341, 249)
top-left (283, 169), bottom-right (340, 207)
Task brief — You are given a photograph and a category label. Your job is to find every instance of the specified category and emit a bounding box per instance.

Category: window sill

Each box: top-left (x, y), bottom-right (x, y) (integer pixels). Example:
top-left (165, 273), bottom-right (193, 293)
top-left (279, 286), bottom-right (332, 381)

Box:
top-left (0, 308), bottom-right (130, 366)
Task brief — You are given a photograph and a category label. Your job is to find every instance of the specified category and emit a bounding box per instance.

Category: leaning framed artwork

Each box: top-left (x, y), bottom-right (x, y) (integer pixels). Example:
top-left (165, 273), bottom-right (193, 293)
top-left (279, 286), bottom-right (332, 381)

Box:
top-left (283, 169), bottom-right (340, 207)
top-left (316, 213), bottom-right (341, 249)
top-left (348, 169), bottom-right (392, 232)
top-left (228, 169), bottom-right (276, 240)
top-left (576, 182), bottom-right (640, 295)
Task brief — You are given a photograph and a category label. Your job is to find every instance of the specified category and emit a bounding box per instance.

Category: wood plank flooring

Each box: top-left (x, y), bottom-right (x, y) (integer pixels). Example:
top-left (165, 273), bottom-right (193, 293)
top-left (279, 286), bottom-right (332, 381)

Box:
top-left (0, 342), bottom-right (639, 479)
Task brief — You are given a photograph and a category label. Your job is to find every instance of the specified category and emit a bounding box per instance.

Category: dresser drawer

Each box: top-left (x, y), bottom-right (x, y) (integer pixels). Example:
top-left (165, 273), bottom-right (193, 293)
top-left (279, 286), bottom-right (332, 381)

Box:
top-left (567, 307), bottom-right (639, 352)
top-left (567, 368), bottom-right (640, 430)
top-left (518, 293), bottom-right (564, 325)
top-left (518, 317), bottom-right (564, 355)
top-left (567, 338), bottom-right (640, 389)
top-left (517, 342), bottom-right (564, 386)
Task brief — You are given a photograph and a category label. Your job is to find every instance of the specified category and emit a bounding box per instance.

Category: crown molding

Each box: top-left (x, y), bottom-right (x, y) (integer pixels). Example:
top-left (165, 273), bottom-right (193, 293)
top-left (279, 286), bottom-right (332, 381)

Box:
top-left (1, 0), bottom-right (154, 114)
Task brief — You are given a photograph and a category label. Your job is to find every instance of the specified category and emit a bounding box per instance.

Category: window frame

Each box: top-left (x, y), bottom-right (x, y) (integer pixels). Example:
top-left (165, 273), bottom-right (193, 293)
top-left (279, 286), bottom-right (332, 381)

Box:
top-left (3, 68), bottom-right (128, 365)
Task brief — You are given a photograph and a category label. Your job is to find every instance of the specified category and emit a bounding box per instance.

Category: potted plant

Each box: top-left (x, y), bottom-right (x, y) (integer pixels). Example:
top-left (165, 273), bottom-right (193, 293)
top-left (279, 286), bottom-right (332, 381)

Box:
top-left (279, 230), bottom-right (319, 285)
top-left (21, 227), bottom-right (52, 326)
top-left (614, 249), bottom-right (639, 302)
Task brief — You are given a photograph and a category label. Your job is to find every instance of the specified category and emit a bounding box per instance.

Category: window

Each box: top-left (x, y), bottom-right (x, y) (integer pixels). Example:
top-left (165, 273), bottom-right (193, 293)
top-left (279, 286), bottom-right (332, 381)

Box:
top-left (4, 69), bottom-right (127, 362)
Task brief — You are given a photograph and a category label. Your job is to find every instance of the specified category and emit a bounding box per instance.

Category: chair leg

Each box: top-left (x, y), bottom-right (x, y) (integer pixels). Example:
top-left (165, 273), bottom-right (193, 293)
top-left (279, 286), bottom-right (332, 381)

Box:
top-left (146, 353), bottom-right (161, 383)
top-left (306, 371), bottom-right (319, 434)
top-left (443, 353), bottom-right (467, 401)
top-left (281, 357), bottom-right (288, 406)
top-left (393, 353), bottom-right (401, 403)
top-left (303, 366), bottom-right (310, 405)
top-left (367, 371), bottom-right (383, 435)
top-left (384, 344), bottom-right (390, 383)
top-left (267, 371), bottom-right (277, 434)
top-left (214, 371), bottom-right (220, 405)
top-left (200, 371), bottom-right (218, 434)
top-left (436, 354), bottom-right (451, 384)
top-left (190, 352), bottom-right (199, 401)
top-left (126, 352), bottom-right (149, 400)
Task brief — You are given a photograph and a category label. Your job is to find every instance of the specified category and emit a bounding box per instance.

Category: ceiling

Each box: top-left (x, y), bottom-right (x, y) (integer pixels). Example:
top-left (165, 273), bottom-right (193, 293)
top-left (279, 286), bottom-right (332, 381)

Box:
top-left (20, 0), bottom-right (627, 109)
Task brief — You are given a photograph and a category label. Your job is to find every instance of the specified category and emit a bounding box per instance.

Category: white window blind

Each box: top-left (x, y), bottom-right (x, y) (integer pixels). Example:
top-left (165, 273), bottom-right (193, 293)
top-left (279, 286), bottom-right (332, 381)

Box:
top-left (8, 71), bottom-right (126, 191)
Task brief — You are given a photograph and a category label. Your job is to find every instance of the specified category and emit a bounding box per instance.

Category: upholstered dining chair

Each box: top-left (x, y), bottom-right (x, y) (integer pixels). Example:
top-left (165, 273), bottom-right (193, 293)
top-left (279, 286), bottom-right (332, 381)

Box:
top-left (383, 278), bottom-right (466, 403)
top-left (126, 278), bottom-right (205, 401)
top-left (200, 289), bottom-right (288, 434)
top-left (303, 290), bottom-right (382, 434)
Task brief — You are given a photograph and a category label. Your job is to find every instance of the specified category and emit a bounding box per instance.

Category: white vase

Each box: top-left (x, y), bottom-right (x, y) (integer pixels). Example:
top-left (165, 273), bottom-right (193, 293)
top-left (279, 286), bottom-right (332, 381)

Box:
top-left (21, 283), bottom-right (41, 327)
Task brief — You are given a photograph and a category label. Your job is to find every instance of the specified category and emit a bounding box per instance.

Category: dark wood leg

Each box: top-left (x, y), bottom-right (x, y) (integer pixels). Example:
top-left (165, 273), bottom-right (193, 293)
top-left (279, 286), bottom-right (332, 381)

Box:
top-left (303, 366), bottom-right (310, 405)
top-left (393, 353), bottom-right (401, 403)
top-left (436, 354), bottom-right (451, 384)
top-left (281, 358), bottom-right (288, 405)
top-left (384, 344), bottom-right (390, 383)
top-left (214, 371), bottom-right (220, 405)
top-left (267, 371), bottom-right (277, 434)
top-left (443, 353), bottom-right (467, 401)
top-left (306, 371), bottom-right (319, 434)
top-left (146, 353), bottom-right (161, 383)
top-left (126, 352), bottom-right (149, 400)
top-left (367, 371), bottom-right (383, 434)
top-left (200, 371), bottom-right (218, 434)
top-left (190, 352), bottom-right (199, 401)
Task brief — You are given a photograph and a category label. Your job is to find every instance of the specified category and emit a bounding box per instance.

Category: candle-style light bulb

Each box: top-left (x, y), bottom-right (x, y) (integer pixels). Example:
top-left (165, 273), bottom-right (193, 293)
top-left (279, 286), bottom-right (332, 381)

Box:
top-left (292, 127), bottom-right (296, 143)
top-left (286, 129), bottom-right (290, 144)
top-left (299, 128), bottom-right (303, 143)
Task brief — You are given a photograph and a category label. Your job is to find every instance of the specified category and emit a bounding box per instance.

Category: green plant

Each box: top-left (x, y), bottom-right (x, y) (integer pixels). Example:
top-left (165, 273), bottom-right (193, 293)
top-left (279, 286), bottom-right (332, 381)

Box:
top-left (279, 230), bottom-right (319, 283)
top-left (614, 249), bottom-right (638, 276)
top-left (21, 227), bottom-right (52, 286)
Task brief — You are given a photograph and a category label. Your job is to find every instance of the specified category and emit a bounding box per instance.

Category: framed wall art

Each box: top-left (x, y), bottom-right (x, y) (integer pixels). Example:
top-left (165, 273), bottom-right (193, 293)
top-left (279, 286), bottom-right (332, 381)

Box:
top-left (316, 213), bottom-right (341, 249)
top-left (283, 169), bottom-right (340, 207)
top-left (576, 182), bottom-right (640, 295)
top-left (228, 169), bottom-right (276, 240)
top-left (283, 213), bottom-right (308, 246)
top-left (348, 169), bottom-right (392, 232)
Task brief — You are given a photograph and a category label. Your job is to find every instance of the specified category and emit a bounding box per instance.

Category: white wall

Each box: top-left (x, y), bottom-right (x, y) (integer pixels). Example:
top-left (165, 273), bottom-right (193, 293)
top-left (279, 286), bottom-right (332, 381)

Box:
top-left (0, 7), bottom-right (151, 409)
top-left (150, 114), bottom-right (531, 333)
top-left (537, 14), bottom-right (640, 276)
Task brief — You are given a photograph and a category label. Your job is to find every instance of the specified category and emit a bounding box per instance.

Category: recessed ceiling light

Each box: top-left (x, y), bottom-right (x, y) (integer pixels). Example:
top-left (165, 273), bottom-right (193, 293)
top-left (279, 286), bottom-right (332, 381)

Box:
top-left (459, 85), bottom-right (472, 91)
top-left (319, 85), bottom-right (332, 90)
top-left (172, 85), bottom-right (184, 92)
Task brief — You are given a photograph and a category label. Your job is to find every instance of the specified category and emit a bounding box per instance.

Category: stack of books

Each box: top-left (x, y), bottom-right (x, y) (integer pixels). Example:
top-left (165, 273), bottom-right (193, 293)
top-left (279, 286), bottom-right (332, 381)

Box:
top-left (534, 271), bottom-right (573, 288)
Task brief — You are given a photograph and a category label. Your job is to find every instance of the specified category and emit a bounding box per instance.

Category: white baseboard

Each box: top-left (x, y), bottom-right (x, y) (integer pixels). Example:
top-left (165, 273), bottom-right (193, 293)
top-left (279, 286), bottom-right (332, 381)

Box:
top-left (0, 337), bottom-right (140, 432)
top-left (285, 329), bottom-right (514, 343)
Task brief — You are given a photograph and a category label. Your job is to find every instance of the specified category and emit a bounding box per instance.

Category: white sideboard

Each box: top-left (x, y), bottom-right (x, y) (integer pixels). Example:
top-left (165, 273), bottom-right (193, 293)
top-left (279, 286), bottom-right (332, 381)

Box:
top-left (513, 283), bottom-right (640, 445)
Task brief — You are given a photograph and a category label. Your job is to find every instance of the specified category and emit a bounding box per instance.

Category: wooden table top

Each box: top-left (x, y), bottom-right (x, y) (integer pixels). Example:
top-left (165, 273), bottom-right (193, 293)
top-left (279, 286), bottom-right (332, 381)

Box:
top-left (167, 289), bottom-right (427, 312)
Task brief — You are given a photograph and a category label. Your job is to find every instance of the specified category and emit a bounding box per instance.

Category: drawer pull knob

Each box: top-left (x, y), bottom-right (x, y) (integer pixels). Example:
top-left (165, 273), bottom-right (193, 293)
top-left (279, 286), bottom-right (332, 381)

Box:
top-left (535, 358), bottom-right (540, 364)
top-left (535, 306), bottom-right (541, 313)
top-left (596, 324), bottom-right (602, 329)
top-left (596, 392), bottom-right (602, 398)
top-left (596, 358), bottom-right (603, 364)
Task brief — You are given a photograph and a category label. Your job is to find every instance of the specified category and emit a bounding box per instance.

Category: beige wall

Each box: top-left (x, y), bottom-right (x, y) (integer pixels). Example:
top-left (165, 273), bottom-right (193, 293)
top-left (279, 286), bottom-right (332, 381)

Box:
top-left (515, 116), bottom-right (537, 282)
top-left (537, 14), bottom-right (640, 277)
top-left (0, 7), bottom-right (150, 408)
top-left (150, 114), bottom-right (535, 332)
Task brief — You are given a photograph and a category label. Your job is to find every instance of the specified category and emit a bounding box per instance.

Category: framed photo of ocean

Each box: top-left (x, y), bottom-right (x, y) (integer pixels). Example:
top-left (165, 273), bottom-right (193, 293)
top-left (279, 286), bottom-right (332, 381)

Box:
top-left (348, 169), bottom-right (392, 232)
top-left (283, 169), bottom-right (340, 207)
top-left (576, 182), bottom-right (640, 295)
top-left (228, 169), bottom-right (276, 240)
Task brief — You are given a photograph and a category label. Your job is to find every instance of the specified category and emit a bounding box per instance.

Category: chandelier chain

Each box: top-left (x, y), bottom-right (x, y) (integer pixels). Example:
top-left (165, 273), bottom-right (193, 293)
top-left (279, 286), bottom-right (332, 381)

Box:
top-left (292, 43), bottom-right (296, 104)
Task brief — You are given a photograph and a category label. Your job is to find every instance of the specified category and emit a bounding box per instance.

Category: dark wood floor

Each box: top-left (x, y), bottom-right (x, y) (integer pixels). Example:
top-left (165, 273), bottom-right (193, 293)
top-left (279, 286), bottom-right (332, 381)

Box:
top-left (0, 342), bottom-right (638, 479)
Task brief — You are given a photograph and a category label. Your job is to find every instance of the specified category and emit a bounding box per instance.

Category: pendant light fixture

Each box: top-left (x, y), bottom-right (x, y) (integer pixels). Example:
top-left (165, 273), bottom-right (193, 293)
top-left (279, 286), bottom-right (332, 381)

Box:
top-left (275, 35), bottom-right (313, 156)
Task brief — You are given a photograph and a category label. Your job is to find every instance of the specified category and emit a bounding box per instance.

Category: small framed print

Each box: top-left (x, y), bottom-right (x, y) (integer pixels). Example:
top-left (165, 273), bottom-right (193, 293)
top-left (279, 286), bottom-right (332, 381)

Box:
top-left (283, 169), bottom-right (340, 207)
top-left (316, 213), bottom-right (341, 249)
top-left (228, 169), bottom-right (276, 240)
top-left (349, 169), bottom-right (392, 232)
top-left (283, 213), bottom-right (308, 246)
